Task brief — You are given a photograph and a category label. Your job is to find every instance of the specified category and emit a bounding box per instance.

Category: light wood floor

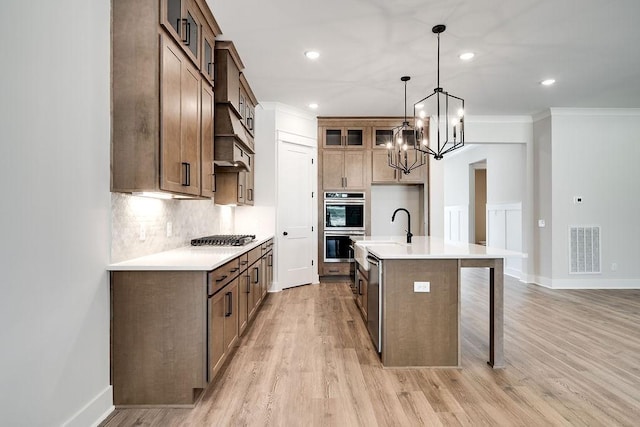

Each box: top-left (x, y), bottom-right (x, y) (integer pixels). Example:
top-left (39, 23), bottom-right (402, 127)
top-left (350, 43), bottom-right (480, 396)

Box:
top-left (102, 271), bottom-right (640, 426)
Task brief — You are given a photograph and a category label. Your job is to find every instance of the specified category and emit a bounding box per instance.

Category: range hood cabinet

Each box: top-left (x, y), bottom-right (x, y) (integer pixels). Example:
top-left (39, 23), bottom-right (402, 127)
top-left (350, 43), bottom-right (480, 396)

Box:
top-left (214, 104), bottom-right (253, 171)
top-left (214, 139), bottom-right (251, 172)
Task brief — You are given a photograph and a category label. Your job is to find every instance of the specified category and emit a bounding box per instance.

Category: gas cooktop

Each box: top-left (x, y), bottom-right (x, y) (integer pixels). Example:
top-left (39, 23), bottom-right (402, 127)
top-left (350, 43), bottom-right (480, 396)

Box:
top-left (190, 234), bottom-right (256, 246)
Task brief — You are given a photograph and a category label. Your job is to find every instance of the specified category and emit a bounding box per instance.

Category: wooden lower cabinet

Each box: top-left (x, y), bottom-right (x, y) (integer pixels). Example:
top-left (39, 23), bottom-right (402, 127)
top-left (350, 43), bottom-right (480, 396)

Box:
top-left (111, 271), bottom-right (207, 406)
top-left (110, 242), bottom-right (271, 407)
top-left (208, 277), bottom-right (239, 381)
top-left (356, 267), bottom-right (368, 319)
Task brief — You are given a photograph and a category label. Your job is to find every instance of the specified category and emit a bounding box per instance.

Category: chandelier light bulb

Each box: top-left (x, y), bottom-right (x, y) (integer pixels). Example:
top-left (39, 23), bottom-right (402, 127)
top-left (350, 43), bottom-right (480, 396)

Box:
top-left (416, 119), bottom-right (423, 127)
top-left (403, 144), bottom-right (408, 151)
top-left (386, 141), bottom-right (393, 149)
top-left (419, 110), bottom-right (427, 119)
top-left (422, 138), bottom-right (428, 146)
top-left (458, 108), bottom-right (464, 117)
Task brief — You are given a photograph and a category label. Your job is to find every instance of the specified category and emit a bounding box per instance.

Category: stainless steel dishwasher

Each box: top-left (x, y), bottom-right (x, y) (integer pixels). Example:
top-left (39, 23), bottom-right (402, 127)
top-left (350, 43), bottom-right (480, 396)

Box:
top-left (366, 254), bottom-right (382, 353)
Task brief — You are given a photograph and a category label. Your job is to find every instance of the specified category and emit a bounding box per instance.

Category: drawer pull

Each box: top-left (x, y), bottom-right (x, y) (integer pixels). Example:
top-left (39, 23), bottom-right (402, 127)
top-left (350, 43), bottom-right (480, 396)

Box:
top-left (230, 267), bottom-right (239, 273)
top-left (215, 275), bottom-right (228, 283)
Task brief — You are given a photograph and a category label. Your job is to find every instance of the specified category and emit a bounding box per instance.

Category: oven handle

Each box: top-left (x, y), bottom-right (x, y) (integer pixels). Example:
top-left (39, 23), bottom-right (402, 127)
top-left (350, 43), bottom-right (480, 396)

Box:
top-left (324, 230), bottom-right (365, 236)
top-left (324, 201), bottom-right (365, 208)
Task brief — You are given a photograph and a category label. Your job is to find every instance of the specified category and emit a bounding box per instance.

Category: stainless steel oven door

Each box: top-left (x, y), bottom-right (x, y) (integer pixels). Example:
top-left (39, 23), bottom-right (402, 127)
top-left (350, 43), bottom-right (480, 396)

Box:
top-left (324, 194), bottom-right (365, 231)
top-left (324, 231), bottom-right (364, 263)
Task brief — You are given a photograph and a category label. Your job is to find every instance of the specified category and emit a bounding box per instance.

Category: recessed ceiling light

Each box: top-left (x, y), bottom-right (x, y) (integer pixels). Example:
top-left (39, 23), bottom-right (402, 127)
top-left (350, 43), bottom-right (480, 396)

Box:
top-left (304, 51), bottom-right (320, 60)
top-left (541, 79), bottom-right (556, 86)
top-left (459, 52), bottom-right (475, 61)
top-left (308, 103), bottom-right (318, 109)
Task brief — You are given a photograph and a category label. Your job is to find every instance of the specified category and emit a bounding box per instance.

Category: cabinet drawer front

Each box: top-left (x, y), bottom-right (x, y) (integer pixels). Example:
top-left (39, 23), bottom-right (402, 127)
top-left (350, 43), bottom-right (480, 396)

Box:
top-left (238, 253), bottom-right (249, 271)
top-left (208, 258), bottom-right (240, 295)
top-left (247, 245), bottom-right (262, 267)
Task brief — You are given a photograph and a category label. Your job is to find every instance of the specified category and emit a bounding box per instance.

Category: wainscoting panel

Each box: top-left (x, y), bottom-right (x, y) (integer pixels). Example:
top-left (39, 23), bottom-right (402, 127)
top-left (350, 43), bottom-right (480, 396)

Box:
top-left (487, 203), bottom-right (522, 277)
top-left (444, 205), bottom-right (469, 243)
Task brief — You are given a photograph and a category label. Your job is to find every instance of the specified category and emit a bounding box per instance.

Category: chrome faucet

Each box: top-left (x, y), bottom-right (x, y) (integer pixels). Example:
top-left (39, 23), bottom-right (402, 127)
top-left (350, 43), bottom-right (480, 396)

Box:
top-left (391, 208), bottom-right (412, 243)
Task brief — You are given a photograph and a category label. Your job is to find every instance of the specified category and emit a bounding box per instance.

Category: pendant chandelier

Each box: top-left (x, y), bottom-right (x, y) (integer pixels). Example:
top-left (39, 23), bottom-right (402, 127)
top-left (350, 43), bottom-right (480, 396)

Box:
top-left (415, 24), bottom-right (465, 160)
top-left (387, 76), bottom-right (426, 174)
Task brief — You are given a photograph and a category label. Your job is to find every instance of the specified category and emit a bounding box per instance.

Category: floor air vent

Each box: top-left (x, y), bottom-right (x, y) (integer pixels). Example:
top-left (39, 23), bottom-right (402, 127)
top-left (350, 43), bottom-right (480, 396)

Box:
top-left (569, 226), bottom-right (601, 274)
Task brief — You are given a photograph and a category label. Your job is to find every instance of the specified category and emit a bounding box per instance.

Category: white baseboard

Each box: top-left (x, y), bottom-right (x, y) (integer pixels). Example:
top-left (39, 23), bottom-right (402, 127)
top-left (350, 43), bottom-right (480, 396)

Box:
top-left (526, 274), bottom-right (640, 289)
top-left (62, 385), bottom-right (113, 427)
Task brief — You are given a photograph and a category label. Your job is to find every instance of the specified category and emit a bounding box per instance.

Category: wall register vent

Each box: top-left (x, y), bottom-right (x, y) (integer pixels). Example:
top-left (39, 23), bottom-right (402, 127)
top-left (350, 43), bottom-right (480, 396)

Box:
top-left (569, 226), bottom-right (601, 274)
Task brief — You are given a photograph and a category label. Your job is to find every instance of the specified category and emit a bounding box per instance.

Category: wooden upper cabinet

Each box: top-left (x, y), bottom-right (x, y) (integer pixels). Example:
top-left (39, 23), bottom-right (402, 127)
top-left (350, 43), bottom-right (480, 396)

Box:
top-left (240, 73), bottom-right (258, 137)
top-left (321, 126), bottom-right (368, 149)
top-left (215, 41), bottom-right (243, 116)
top-left (161, 0), bottom-right (202, 65)
top-left (200, 82), bottom-right (215, 197)
top-left (372, 149), bottom-right (426, 184)
top-left (161, 36), bottom-right (201, 196)
top-left (201, 26), bottom-right (216, 86)
top-left (371, 121), bottom-right (427, 184)
top-left (322, 150), bottom-right (366, 190)
top-left (111, 0), bottom-right (220, 198)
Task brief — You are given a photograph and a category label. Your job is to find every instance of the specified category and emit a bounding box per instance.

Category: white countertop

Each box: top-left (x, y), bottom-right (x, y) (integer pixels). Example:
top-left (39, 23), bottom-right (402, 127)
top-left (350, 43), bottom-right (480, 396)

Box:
top-left (107, 235), bottom-right (273, 271)
top-left (353, 235), bottom-right (524, 260)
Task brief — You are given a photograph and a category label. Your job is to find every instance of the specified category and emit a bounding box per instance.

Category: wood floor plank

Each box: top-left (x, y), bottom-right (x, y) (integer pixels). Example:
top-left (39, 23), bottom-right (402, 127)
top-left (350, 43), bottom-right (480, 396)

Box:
top-left (102, 272), bottom-right (640, 427)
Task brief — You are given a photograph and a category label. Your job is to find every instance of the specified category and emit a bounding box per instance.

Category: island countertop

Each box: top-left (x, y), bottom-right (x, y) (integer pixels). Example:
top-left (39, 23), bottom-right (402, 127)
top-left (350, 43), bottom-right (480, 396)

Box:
top-left (353, 235), bottom-right (523, 260)
top-left (107, 235), bottom-right (273, 271)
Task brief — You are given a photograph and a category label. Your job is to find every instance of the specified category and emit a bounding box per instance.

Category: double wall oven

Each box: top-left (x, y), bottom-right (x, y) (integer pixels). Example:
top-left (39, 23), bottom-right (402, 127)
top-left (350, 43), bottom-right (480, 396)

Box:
top-left (323, 192), bottom-right (365, 263)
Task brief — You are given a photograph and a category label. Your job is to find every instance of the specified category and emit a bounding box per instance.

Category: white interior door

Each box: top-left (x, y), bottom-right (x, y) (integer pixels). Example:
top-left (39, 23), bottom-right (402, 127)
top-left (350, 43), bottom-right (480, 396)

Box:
top-left (277, 141), bottom-right (315, 289)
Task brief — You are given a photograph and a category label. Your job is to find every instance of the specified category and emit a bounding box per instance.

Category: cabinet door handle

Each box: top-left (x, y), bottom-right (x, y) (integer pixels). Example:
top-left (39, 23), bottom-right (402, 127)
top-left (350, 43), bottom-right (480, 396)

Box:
top-left (215, 275), bottom-right (228, 283)
top-left (248, 188), bottom-right (253, 201)
top-left (185, 21), bottom-right (191, 46)
top-left (358, 279), bottom-right (363, 295)
top-left (212, 173), bottom-right (216, 193)
top-left (246, 275), bottom-right (251, 293)
top-left (253, 267), bottom-right (259, 283)
top-left (225, 291), bottom-right (232, 317)
top-left (178, 18), bottom-right (188, 43)
top-left (182, 162), bottom-right (190, 186)
top-left (268, 254), bottom-right (273, 267)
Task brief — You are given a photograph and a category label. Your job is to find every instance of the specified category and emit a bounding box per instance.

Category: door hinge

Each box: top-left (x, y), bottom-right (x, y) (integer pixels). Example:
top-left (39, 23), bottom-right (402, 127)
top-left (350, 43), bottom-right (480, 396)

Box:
top-left (312, 191), bottom-right (314, 198)
top-left (311, 226), bottom-right (314, 232)
top-left (311, 260), bottom-right (314, 266)
top-left (311, 158), bottom-right (314, 164)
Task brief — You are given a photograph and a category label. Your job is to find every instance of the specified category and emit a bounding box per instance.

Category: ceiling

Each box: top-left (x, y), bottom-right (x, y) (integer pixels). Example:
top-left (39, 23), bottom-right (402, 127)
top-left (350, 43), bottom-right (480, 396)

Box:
top-left (207, 0), bottom-right (640, 117)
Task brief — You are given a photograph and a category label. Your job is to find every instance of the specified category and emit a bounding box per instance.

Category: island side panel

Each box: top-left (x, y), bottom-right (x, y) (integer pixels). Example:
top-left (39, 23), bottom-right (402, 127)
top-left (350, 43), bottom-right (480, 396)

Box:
top-left (111, 270), bottom-right (208, 406)
top-left (381, 259), bottom-right (459, 367)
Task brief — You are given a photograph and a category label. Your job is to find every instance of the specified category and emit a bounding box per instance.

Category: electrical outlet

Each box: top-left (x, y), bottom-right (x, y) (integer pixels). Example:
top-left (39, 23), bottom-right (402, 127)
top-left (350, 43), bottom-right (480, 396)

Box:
top-left (414, 281), bottom-right (430, 293)
top-left (573, 196), bottom-right (583, 204)
top-left (538, 219), bottom-right (545, 228)
top-left (166, 221), bottom-right (173, 237)
top-left (139, 224), bottom-right (146, 241)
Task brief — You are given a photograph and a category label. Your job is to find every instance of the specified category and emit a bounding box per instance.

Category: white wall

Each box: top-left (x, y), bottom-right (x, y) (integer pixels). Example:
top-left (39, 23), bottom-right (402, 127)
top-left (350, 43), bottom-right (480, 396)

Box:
top-left (547, 109), bottom-right (640, 288)
top-left (532, 114), bottom-right (553, 283)
top-left (442, 143), bottom-right (527, 278)
top-left (371, 185), bottom-right (424, 236)
top-left (0, 0), bottom-right (113, 425)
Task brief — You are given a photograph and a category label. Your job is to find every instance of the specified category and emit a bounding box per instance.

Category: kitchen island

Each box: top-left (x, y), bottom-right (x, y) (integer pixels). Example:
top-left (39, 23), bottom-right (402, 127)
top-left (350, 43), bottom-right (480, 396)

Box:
top-left (353, 236), bottom-right (521, 369)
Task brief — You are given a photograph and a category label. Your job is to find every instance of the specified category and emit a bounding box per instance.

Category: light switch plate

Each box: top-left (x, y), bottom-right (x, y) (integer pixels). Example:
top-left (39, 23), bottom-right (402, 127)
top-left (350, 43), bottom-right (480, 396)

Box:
top-left (414, 281), bottom-right (430, 292)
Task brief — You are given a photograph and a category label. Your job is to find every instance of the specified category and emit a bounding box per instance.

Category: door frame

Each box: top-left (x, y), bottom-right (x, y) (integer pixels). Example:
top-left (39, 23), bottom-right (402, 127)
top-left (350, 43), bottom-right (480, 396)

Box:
top-left (274, 131), bottom-right (319, 291)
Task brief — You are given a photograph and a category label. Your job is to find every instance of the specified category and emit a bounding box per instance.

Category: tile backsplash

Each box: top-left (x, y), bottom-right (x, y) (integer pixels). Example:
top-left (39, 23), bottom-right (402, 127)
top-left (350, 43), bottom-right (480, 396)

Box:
top-left (111, 193), bottom-right (234, 263)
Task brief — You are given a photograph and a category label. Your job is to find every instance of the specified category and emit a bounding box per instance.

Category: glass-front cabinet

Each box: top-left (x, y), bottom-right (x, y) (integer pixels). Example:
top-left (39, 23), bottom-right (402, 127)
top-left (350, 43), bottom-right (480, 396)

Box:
top-left (201, 26), bottom-right (216, 85)
top-left (161, 0), bottom-right (201, 64)
top-left (321, 127), bottom-right (367, 149)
